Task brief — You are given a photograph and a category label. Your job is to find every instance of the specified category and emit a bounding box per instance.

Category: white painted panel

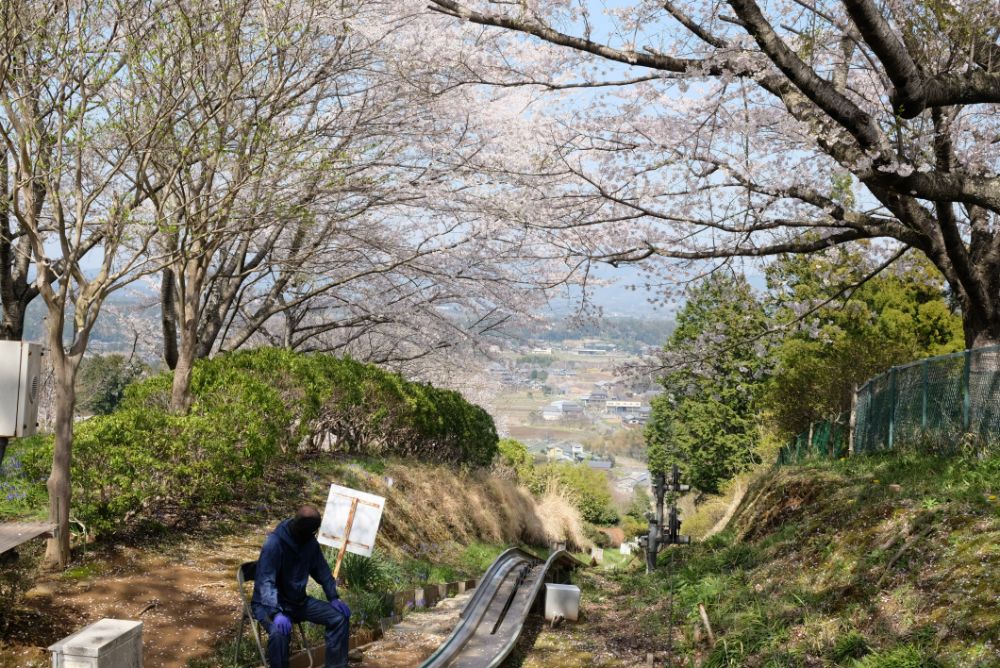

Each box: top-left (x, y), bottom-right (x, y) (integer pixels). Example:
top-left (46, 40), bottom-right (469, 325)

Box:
top-left (0, 341), bottom-right (23, 438)
top-left (16, 343), bottom-right (42, 437)
top-left (318, 484), bottom-right (386, 557)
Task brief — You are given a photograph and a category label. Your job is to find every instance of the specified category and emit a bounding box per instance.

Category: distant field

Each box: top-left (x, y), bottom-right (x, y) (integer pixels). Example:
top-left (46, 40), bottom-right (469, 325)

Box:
top-left (507, 424), bottom-right (603, 442)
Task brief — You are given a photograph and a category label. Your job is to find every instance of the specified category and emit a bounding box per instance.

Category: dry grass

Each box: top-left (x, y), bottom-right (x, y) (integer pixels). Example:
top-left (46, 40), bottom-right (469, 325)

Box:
top-left (679, 472), bottom-right (756, 540)
top-left (327, 461), bottom-right (586, 559)
top-left (535, 482), bottom-right (592, 551)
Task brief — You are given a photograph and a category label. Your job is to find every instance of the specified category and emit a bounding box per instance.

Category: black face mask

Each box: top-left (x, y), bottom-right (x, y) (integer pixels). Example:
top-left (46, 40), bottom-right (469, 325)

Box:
top-left (289, 515), bottom-right (321, 544)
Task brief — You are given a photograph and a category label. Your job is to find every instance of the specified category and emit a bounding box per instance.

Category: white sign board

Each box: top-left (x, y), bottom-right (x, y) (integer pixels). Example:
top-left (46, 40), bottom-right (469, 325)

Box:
top-left (318, 484), bottom-right (386, 558)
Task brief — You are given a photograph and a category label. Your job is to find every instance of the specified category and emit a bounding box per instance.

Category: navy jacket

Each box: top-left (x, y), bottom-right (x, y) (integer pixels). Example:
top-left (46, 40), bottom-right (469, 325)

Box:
top-left (251, 519), bottom-right (339, 618)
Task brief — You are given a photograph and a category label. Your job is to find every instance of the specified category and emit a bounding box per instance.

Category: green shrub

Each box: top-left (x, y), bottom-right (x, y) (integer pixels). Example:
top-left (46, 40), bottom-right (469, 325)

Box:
top-left (458, 542), bottom-right (506, 574)
top-left (9, 348), bottom-right (498, 536)
top-left (495, 438), bottom-right (534, 482)
top-left (584, 524), bottom-right (611, 548)
top-left (0, 448), bottom-right (48, 519)
top-left (530, 463), bottom-right (619, 524)
top-left (336, 550), bottom-right (402, 593)
top-left (621, 515), bottom-right (647, 540)
top-left (853, 645), bottom-right (941, 668)
top-left (831, 631), bottom-right (870, 662)
top-left (76, 353), bottom-right (147, 415)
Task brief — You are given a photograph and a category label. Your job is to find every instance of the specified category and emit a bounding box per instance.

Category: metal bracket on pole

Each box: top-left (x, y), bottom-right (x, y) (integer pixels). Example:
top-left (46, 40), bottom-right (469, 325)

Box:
top-left (643, 464), bottom-right (691, 571)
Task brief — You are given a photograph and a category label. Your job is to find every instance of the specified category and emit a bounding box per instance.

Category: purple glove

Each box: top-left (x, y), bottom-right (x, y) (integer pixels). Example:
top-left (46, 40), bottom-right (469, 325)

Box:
top-left (272, 613), bottom-right (292, 636)
top-left (330, 598), bottom-right (351, 620)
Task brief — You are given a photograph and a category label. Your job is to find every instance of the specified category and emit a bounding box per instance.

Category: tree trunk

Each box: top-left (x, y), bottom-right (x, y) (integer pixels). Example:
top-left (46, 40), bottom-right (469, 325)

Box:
top-left (0, 299), bottom-right (25, 341)
top-left (161, 267), bottom-right (179, 370)
top-left (170, 333), bottom-right (196, 414)
top-left (169, 285), bottom-right (201, 413)
top-left (43, 346), bottom-right (80, 569)
top-left (0, 150), bottom-right (37, 342)
top-left (962, 301), bottom-right (1000, 349)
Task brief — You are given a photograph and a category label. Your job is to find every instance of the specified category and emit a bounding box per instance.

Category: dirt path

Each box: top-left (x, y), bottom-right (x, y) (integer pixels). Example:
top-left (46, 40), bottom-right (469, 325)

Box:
top-left (355, 591), bottom-right (472, 668)
top-left (8, 531), bottom-right (474, 668)
top-left (7, 531), bottom-right (264, 668)
top-left (704, 481), bottom-right (746, 539)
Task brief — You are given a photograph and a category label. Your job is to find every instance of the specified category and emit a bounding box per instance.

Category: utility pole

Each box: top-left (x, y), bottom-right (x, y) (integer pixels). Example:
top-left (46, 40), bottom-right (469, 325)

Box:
top-left (639, 464), bottom-right (690, 573)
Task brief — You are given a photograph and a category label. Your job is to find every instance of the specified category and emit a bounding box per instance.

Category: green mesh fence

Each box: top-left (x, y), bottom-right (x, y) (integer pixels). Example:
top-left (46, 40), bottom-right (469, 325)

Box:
top-left (779, 345), bottom-right (1000, 464)
top-left (777, 416), bottom-right (849, 465)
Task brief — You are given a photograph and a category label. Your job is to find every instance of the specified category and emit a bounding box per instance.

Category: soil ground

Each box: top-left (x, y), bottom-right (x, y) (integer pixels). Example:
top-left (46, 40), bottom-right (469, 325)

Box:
top-left (356, 591), bottom-right (471, 667)
top-left (3, 534), bottom-right (657, 668)
top-left (2, 531), bottom-right (264, 668)
top-left (504, 570), bottom-right (662, 668)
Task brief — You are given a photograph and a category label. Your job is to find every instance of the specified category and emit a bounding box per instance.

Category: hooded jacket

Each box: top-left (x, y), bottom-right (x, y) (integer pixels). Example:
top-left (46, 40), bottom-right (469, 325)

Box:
top-left (251, 518), bottom-right (339, 618)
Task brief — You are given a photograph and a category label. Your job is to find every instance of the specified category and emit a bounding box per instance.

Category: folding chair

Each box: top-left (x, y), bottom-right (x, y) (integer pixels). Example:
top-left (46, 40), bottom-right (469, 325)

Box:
top-left (234, 560), bottom-right (314, 668)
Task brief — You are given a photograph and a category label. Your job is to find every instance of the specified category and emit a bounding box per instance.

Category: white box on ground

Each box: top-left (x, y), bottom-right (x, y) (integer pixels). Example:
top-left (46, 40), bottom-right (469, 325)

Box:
top-left (49, 618), bottom-right (142, 668)
top-left (0, 341), bottom-right (42, 438)
top-left (318, 483), bottom-right (386, 558)
top-left (544, 583), bottom-right (581, 622)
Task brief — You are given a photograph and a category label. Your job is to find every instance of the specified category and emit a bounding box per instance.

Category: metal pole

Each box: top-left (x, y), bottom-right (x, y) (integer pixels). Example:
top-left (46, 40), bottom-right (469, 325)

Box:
top-left (921, 360), bottom-right (928, 429)
top-left (826, 417), bottom-right (834, 459)
top-left (645, 471), bottom-right (664, 573)
top-left (962, 349), bottom-right (972, 432)
top-left (848, 384), bottom-right (857, 456)
top-left (888, 368), bottom-right (897, 450)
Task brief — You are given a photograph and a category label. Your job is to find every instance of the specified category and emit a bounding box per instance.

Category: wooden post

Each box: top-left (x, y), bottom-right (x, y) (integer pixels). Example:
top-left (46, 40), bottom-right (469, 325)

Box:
top-left (848, 384), bottom-right (858, 456)
top-left (333, 498), bottom-right (359, 580)
top-left (807, 422), bottom-right (814, 455)
top-left (698, 603), bottom-right (716, 647)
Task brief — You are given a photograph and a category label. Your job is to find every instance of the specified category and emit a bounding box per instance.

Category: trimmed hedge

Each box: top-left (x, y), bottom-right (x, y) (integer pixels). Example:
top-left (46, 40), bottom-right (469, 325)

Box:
top-left (13, 348), bottom-right (497, 534)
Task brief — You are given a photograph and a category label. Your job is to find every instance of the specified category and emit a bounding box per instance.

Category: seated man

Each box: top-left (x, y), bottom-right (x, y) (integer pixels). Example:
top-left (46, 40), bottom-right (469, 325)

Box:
top-left (252, 505), bottom-right (351, 668)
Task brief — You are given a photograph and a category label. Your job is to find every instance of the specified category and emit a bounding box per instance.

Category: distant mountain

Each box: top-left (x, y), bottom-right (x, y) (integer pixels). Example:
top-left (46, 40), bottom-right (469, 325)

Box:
top-left (545, 263), bottom-right (677, 319)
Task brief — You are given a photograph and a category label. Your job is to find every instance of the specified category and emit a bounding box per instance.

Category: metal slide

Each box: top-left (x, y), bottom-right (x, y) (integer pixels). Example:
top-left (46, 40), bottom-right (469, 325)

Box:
top-left (419, 548), bottom-right (585, 668)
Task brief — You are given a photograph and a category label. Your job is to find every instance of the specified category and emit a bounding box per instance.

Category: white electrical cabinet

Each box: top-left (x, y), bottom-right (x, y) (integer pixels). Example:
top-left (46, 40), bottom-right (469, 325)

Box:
top-left (0, 340), bottom-right (43, 438)
top-left (544, 583), bottom-right (581, 622)
top-left (49, 619), bottom-right (143, 668)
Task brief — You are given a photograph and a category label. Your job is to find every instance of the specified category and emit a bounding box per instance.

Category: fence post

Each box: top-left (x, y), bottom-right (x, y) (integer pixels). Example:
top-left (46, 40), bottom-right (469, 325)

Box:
top-left (921, 360), bottom-right (928, 429)
top-left (962, 349), bottom-right (972, 432)
top-left (848, 384), bottom-right (858, 456)
top-left (807, 421), bottom-right (814, 455)
top-left (888, 367), bottom-right (897, 450)
top-left (826, 417), bottom-right (834, 459)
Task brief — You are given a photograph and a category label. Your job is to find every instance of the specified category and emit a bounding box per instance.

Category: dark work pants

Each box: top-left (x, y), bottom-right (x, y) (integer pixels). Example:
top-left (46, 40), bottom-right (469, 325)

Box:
top-left (252, 597), bottom-right (349, 668)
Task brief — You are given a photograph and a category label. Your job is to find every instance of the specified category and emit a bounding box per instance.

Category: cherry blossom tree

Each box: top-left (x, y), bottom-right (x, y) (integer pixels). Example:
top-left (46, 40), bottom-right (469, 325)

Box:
top-left (0, 0), bottom-right (165, 566)
top-left (426, 0), bottom-right (1000, 347)
top-left (137, 0), bottom-right (571, 411)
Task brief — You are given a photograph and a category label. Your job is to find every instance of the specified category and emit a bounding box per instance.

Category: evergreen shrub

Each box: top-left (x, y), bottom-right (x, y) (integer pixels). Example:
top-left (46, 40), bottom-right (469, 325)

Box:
top-left (9, 348), bottom-right (497, 535)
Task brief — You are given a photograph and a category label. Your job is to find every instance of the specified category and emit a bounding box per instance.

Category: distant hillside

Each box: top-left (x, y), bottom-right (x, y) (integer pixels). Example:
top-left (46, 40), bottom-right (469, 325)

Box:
top-left (513, 316), bottom-right (675, 352)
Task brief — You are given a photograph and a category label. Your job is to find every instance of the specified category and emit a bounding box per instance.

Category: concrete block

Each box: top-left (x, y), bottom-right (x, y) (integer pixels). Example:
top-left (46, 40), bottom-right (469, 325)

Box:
top-left (544, 583), bottom-right (580, 622)
top-left (49, 619), bottom-right (142, 668)
top-left (423, 585), bottom-right (440, 608)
